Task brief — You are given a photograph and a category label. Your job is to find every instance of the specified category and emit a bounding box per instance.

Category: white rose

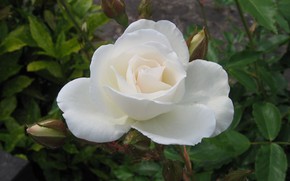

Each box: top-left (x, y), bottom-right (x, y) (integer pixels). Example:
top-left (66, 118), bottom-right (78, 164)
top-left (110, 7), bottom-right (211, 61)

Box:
top-left (57, 19), bottom-right (234, 145)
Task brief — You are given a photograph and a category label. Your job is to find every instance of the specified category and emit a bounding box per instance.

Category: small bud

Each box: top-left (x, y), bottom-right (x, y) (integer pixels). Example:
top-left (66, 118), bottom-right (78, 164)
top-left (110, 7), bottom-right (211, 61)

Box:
top-left (101, 0), bottom-right (128, 27)
top-left (187, 28), bottom-right (208, 61)
top-left (249, 21), bottom-right (257, 34)
top-left (81, 22), bottom-right (87, 32)
top-left (138, 0), bottom-right (152, 19)
top-left (26, 119), bottom-right (67, 149)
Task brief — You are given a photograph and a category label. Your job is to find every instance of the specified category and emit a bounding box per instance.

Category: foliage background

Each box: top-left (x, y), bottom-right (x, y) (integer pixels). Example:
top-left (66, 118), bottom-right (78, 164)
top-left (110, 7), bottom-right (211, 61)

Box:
top-left (0, 0), bottom-right (289, 180)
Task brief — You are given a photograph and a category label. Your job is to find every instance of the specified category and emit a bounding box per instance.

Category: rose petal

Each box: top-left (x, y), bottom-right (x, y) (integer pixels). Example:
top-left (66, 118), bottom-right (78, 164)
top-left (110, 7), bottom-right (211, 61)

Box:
top-left (184, 59), bottom-right (230, 98)
top-left (137, 66), bottom-right (172, 93)
top-left (116, 29), bottom-right (172, 55)
top-left (124, 19), bottom-right (189, 65)
top-left (204, 96), bottom-right (234, 135)
top-left (183, 59), bottom-right (234, 134)
top-left (132, 104), bottom-right (216, 145)
top-left (153, 78), bottom-right (185, 102)
top-left (90, 44), bottom-right (121, 115)
top-left (105, 86), bottom-right (174, 120)
top-left (57, 78), bottom-right (131, 142)
top-left (111, 66), bottom-right (138, 94)
top-left (126, 55), bottom-right (161, 93)
top-left (111, 40), bottom-right (184, 79)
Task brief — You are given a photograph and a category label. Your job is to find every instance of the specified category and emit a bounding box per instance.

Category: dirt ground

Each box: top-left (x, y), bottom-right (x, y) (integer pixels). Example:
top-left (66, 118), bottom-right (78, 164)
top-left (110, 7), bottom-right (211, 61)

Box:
top-left (95, 0), bottom-right (243, 40)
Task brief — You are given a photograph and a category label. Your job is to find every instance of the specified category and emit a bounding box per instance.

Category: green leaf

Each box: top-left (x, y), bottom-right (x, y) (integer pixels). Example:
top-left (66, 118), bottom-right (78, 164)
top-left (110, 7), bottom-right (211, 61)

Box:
top-left (276, 13), bottom-right (290, 33)
top-left (44, 10), bottom-right (56, 30)
top-left (55, 32), bottom-right (80, 58)
top-left (63, 143), bottom-right (79, 154)
top-left (0, 21), bottom-right (8, 42)
top-left (258, 68), bottom-right (277, 92)
top-left (0, 38), bottom-right (26, 53)
top-left (277, 0), bottom-right (290, 22)
top-left (0, 25), bottom-right (36, 54)
top-left (86, 12), bottom-right (109, 35)
top-left (133, 161), bottom-right (161, 176)
top-left (277, 122), bottom-right (290, 143)
top-left (226, 51), bottom-right (260, 68)
top-left (229, 68), bottom-right (257, 92)
top-left (189, 130), bottom-right (250, 169)
top-left (27, 61), bottom-right (63, 78)
top-left (0, 96), bottom-right (17, 118)
top-left (258, 68), bottom-right (287, 93)
top-left (28, 16), bottom-right (55, 56)
top-left (257, 35), bottom-right (289, 52)
top-left (59, 38), bottom-right (81, 58)
top-left (255, 144), bottom-right (287, 181)
top-left (0, 117), bottom-right (25, 152)
top-left (194, 171), bottom-right (212, 181)
top-left (252, 102), bottom-right (281, 141)
top-left (0, 52), bottom-right (22, 83)
top-left (1, 76), bottom-right (34, 97)
top-left (21, 97), bottom-right (41, 124)
top-left (238, 0), bottom-right (277, 33)
top-left (113, 166), bottom-right (133, 180)
top-left (72, 0), bottom-right (92, 18)
top-left (72, 146), bottom-right (97, 164)
top-left (55, 32), bottom-right (65, 52)
top-left (229, 104), bottom-right (243, 129)
top-left (164, 147), bottom-right (183, 162)
top-left (206, 40), bottom-right (220, 62)
top-left (3, 117), bottom-right (21, 133)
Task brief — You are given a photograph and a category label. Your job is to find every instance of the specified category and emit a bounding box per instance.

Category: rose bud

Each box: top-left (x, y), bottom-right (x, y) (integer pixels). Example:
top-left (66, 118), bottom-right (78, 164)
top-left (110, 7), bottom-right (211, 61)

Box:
top-left (187, 28), bottom-right (208, 61)
top-left (101, 0), bottom-right (128, 27)
top-left (26, 119), bottom-right (67, 149)
top-left (138, 0), bottom-right (152, 19)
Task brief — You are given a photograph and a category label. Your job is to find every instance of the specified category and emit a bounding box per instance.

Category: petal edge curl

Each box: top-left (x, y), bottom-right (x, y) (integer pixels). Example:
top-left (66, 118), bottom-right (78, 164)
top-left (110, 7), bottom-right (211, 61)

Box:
top-left (183, 59), bottom-right (234, 135)
top-left (132, 104), bottom-right (216, 145)
top-left (124, 19), bottom-right (189, 65)
top-left (57, 78), bottom-right (130, 143)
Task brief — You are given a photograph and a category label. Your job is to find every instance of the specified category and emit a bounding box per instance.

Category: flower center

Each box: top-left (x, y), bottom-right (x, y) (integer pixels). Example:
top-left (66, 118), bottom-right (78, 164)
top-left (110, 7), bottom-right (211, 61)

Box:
top-left (127, 56), bottom-right (172, 93)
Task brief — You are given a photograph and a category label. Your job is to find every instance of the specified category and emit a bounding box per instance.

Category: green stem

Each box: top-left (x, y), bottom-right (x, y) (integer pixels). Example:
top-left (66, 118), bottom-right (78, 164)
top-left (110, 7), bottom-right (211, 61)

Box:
top-left (251, 141), bottom-right (290, 145)
top-left (253, 62), bottom-right (267, 96)
top-left (234, 0), bottom-right (254, 48)
top-left (196, 0), bottom-right (211, 39)
top-left (276, 142), bottom-right (290, 145)
top-left (59, 0), bottom-right (95, 51)
top-left (180, 145), bottom-right (194, 181)
top-left (234, 0), bottom-right (268, 95)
